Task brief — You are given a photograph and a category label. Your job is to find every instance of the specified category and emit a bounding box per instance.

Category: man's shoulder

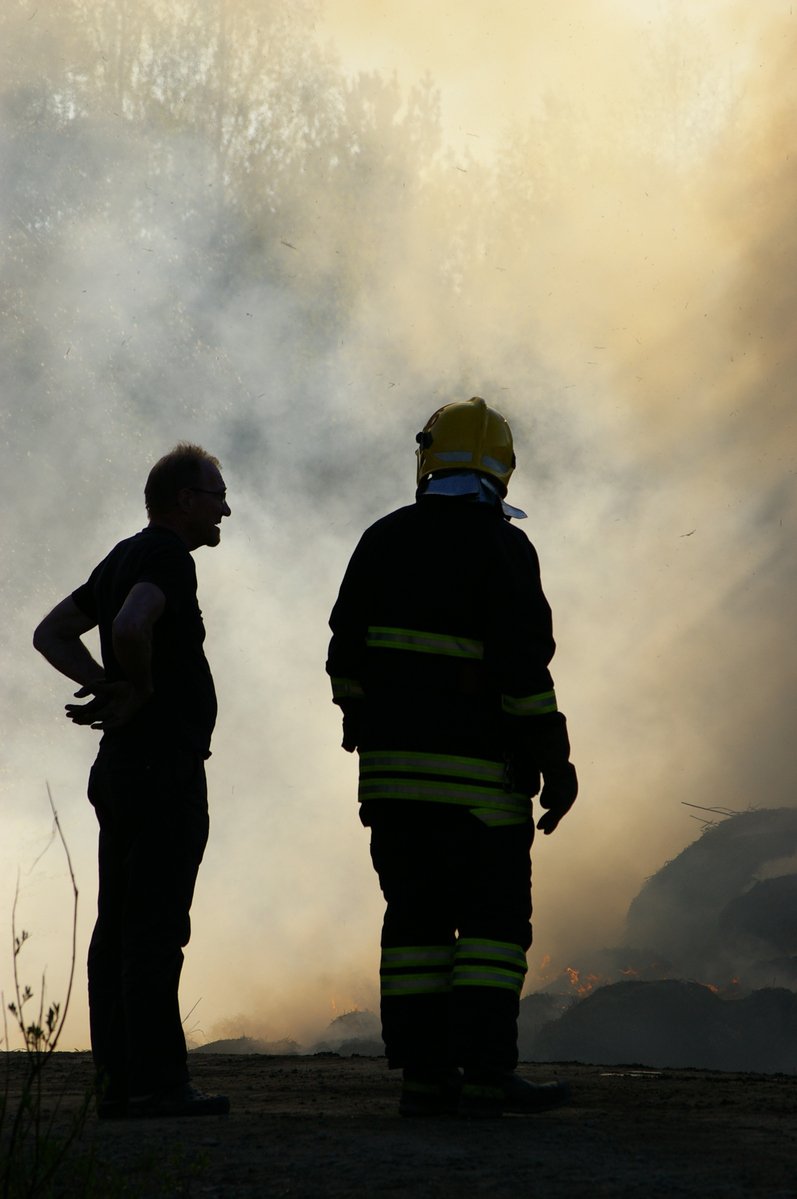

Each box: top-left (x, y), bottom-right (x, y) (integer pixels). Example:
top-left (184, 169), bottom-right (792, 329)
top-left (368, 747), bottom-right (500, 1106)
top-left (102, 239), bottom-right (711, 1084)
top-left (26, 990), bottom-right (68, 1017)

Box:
top-left (84, 528), bottom-right (195, 600)
top-left (111, 526), bottom-right (192, 566)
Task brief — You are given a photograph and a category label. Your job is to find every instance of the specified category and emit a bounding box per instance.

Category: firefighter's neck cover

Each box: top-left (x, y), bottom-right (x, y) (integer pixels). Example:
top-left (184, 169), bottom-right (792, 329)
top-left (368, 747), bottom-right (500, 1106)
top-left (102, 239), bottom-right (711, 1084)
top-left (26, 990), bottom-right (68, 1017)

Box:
top-left (419, 470), bottom-right (527, 520)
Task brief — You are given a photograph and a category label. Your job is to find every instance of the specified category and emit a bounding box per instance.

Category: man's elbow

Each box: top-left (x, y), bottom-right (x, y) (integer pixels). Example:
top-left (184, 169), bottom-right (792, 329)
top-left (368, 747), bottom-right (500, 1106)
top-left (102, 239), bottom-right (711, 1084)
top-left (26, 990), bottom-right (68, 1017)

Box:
top-left (33, 599), bottom-right (95, 657)
top-left (33, 614), bottom-right (59, 657)
top-left (32, 620), bottom-right (47, 655)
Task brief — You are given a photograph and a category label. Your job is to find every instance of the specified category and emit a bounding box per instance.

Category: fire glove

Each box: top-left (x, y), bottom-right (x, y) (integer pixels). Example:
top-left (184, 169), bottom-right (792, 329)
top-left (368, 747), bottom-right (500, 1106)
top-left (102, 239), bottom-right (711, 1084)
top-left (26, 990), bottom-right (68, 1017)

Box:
top-left (536, 762), bottom-right (578, 835)
top-left (340, 700), bottom-right (363, 754)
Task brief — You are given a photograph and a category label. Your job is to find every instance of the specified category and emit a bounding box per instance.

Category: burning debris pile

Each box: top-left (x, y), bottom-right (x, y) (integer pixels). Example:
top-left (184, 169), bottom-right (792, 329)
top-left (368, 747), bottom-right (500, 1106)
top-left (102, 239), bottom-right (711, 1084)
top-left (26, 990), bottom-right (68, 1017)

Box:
top-left (193, 812), bottom-right (797, 1072)
top-left (519, 808), bottom-right (797, 1072)
top-left (309, 1010), bottom-right (384, 1057)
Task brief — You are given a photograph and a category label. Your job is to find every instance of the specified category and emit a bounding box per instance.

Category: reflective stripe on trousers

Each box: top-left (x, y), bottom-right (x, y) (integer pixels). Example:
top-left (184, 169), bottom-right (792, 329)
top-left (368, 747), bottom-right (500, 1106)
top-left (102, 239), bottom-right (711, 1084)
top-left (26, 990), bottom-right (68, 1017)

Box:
top-left (380, 938), bottom-right (527, 999)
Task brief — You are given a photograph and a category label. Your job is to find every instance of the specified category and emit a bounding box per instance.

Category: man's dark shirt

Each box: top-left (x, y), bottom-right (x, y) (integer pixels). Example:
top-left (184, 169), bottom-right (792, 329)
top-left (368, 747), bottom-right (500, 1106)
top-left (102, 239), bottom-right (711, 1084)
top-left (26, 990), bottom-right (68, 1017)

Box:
top-left (72, 526), bottom-right (217, 757)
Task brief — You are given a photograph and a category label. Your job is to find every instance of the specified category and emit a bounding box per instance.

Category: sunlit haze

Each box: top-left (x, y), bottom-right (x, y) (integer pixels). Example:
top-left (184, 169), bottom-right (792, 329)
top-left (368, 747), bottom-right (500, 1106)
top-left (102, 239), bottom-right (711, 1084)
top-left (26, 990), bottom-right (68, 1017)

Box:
top-left (2, 0), bottom-right (795, 1052)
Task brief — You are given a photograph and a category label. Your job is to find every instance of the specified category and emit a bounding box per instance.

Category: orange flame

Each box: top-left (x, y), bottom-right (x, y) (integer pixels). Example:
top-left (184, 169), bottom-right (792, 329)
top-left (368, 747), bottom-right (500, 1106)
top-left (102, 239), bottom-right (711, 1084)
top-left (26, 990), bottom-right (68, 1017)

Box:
top-left (564, 966), bottom-right (604, 996)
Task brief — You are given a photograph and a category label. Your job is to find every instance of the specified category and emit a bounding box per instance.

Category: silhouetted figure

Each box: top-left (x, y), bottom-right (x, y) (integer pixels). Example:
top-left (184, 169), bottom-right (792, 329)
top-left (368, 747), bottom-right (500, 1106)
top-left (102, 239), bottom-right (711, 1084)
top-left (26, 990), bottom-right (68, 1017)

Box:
top-left (34, 443), bottom-right (231, 1119)
top-left (327, 398), bottom-right (578, 1118)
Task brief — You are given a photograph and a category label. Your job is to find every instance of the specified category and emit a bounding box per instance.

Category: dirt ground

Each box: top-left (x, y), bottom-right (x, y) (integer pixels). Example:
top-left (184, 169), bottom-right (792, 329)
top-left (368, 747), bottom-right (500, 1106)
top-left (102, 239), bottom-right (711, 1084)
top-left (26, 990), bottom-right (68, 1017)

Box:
top-left (3, 1052), bottom-right (797, 1198)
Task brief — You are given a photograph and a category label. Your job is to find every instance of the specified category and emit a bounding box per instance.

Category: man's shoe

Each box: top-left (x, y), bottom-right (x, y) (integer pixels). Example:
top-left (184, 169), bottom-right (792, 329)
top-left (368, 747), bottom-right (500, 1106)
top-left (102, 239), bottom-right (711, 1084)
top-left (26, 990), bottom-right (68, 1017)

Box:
top-left (128, 1083), bottom-right (230, 1119)
top-left (399, 1069), bottom-right (462, 1117)
top-left (96, 1096), bottom-right (128, 1120)
top-left (460, 1072), bottom-right (570, 1118)
top-left (94, 1073), bottom-right (128, 1120)
top-left (503, 1073), bottom-right (571, 1115)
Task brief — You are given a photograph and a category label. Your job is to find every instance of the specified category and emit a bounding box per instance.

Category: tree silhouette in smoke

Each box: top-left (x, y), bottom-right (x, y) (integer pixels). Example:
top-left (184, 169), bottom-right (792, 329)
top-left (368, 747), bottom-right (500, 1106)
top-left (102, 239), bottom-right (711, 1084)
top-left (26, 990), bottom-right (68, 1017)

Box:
top-left (1, 0), bottom-right (449, 498)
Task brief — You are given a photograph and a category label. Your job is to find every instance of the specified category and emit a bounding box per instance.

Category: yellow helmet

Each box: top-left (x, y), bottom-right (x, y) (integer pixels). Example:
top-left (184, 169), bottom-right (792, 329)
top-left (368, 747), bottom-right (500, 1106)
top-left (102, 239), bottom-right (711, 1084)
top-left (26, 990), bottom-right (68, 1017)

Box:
top-left (415, 397), bottom-right (516, 493)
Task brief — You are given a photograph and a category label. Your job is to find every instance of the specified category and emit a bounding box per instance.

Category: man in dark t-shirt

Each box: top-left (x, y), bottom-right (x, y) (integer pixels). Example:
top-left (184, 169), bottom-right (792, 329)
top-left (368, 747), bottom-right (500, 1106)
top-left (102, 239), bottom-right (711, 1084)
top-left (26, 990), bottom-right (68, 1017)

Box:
top-left (34, 443), bottom-right (231, 1118)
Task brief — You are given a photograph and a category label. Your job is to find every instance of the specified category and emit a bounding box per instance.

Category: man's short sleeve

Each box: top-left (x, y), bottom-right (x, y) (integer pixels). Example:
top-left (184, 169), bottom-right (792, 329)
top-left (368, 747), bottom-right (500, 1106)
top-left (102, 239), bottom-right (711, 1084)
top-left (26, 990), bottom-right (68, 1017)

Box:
top-left (71, 572), bottom-right (99, 621)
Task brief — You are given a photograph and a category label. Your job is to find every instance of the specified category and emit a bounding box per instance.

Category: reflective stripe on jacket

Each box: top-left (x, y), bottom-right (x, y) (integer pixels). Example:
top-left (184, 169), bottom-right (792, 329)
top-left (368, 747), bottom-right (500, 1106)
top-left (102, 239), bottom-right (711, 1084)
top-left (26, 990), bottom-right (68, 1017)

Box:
top-left (326, 495), bottom-right (560, 817)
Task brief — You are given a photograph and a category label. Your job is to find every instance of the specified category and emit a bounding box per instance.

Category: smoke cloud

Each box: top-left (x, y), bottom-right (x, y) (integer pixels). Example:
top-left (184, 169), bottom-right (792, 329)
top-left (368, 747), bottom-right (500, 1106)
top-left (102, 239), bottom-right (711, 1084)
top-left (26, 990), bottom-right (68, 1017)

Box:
top-left (2, 0), bottom-right (795, 1052)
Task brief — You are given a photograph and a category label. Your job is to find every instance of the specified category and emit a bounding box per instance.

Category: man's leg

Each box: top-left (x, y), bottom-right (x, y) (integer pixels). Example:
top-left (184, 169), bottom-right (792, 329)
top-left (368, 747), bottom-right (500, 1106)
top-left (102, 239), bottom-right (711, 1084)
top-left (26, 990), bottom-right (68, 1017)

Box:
top-left (87, 752), bottom-right (129, 1108)
top-left (124, 747), bottom-right (209, 1097)
top-left (88, 741), bottom-right (209, 1100)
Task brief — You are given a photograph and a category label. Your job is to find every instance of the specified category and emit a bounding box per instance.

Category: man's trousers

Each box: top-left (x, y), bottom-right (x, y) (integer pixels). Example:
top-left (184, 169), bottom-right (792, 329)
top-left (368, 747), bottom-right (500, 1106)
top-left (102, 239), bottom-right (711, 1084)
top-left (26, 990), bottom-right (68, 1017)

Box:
top-left (367, 806), bottom-right (534, 1075)
top-left (87, 738), bottom-right (209, 1100)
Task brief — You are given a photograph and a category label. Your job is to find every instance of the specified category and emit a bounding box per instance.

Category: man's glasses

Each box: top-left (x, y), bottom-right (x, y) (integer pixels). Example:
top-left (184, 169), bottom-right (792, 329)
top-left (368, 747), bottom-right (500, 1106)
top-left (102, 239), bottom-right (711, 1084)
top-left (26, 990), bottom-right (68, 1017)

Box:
top-left (190, 487), bottom-right (227, 501)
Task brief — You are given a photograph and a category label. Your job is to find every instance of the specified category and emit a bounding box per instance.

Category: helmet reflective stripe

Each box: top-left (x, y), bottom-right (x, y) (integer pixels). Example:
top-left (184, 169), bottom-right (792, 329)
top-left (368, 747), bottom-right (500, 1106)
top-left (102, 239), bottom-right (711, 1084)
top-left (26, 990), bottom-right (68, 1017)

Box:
top-left (360, 750), bottom-right (505, 782)
top-left (435, 450), bottom-right (473, 463)
top-left (501, 690), bottom-right (558, 716)
top-left (481, 454), bottom-right (509, 475)
top-left (330, 676), bottom-right (365, 701)
top-left (367, 626), bottom-right (484, 660)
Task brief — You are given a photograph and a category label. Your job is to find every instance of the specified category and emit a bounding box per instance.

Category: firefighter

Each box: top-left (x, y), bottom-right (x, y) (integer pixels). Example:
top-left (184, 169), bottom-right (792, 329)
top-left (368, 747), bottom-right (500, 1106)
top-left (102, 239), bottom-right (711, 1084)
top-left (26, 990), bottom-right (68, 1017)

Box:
top-left (326, 397), bottom-right (577, 1118)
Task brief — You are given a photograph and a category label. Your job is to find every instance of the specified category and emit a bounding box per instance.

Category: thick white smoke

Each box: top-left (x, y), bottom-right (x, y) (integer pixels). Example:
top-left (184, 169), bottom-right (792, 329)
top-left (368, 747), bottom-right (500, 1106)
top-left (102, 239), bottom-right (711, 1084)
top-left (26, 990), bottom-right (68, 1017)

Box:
top-left (2, 1), bottom-right (795, 1051)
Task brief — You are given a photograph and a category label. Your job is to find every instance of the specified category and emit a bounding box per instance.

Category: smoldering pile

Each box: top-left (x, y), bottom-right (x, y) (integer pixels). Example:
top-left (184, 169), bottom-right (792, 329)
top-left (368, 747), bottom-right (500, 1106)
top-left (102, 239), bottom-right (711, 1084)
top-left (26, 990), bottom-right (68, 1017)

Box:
top-left (521, 808), bottom-right (797, 1072)
top-left (193, 1011), bottom-right (384, 1059)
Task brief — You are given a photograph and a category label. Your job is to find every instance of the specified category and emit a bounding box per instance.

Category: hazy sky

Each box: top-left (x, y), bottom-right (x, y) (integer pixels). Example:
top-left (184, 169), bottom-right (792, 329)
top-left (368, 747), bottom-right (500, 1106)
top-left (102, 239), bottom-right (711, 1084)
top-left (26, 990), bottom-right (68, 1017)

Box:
top-left (3, 0), bottom-right (795, 1052)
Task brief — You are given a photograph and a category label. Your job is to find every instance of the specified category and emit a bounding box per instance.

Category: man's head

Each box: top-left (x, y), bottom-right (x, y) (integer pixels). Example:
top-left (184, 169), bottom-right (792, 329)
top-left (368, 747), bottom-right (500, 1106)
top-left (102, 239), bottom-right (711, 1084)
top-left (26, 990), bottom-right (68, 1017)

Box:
top-left (415, 397), bottom-right (516, 495)
top-left (145, 443), bottom-right (231, 550)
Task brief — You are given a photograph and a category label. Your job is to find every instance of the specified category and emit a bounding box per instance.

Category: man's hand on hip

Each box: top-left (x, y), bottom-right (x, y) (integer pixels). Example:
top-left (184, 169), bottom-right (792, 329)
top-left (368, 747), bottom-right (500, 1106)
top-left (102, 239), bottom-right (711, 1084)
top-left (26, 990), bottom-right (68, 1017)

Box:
top-left (65, 680), bottom-right (152, 730)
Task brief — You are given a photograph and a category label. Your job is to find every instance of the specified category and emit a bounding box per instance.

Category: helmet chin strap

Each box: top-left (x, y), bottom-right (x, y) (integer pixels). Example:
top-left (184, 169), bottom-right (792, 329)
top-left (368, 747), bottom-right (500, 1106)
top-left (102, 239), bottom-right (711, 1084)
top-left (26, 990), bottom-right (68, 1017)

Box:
top-left (418, 470), bottom-right (527, 520)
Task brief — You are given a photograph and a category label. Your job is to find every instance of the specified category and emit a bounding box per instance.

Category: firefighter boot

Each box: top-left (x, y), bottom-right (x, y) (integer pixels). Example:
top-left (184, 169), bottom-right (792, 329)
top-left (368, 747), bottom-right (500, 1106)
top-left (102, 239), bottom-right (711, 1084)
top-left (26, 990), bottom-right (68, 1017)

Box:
top-left (399, 1068), bottom-right (462, 1117)
top-left (460, 1071), bottom-right (570, 1118)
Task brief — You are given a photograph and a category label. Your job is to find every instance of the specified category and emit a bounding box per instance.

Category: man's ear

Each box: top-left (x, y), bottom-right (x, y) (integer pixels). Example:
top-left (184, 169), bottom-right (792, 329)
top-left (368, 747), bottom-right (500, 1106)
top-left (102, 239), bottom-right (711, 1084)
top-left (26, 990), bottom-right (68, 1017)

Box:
top-left (176, 487), bottom-right (194, 513)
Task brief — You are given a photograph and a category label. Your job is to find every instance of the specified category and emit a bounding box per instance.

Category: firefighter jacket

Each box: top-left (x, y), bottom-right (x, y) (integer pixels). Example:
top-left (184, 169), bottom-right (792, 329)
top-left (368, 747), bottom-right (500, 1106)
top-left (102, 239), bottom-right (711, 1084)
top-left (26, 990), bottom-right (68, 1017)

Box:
top-left (326, 494), bottom-right (571, 827)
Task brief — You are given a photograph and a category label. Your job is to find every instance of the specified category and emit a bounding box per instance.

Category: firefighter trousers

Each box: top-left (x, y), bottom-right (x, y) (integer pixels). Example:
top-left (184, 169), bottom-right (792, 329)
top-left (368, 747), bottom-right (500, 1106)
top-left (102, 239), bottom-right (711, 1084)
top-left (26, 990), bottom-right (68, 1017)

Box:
top-left (366, 805), bottom-right (533, 1075)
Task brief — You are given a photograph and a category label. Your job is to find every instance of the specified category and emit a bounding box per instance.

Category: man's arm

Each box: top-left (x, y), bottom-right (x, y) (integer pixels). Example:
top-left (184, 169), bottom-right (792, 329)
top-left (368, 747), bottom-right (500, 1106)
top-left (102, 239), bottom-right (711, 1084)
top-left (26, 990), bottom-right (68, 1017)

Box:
top-left (110, 581), bottom-right (165, 701)
top-left (35, 584), bottom-right (166, 730)
top-left (33, 597), bottom-right (103, 686)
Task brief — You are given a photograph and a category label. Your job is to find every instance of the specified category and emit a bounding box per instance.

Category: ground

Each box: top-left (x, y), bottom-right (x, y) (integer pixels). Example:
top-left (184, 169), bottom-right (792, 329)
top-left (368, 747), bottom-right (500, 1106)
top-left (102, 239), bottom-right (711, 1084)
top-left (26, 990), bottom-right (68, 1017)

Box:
top-left (3, 1053), bottom-right (797, 1197)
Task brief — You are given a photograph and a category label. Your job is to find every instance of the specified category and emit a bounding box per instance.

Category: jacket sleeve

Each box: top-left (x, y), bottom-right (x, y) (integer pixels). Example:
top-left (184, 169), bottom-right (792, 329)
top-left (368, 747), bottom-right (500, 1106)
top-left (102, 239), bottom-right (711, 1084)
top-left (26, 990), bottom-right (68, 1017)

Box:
top-left (326, 535), bottom-right (371, 707)
top-left (488, 529), bottom-right (572, 777)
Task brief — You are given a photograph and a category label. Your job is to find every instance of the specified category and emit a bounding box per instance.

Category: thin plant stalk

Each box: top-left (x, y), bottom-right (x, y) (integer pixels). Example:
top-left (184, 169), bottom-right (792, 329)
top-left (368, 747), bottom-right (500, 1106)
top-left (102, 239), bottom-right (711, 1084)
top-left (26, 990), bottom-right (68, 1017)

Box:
top-left (1, 786), bottom-right (89, 1199)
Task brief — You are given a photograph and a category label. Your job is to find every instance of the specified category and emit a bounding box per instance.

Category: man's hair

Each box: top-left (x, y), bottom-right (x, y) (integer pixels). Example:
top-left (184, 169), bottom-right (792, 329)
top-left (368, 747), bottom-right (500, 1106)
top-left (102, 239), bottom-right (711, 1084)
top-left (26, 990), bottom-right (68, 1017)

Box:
top-left (145, 443), bottom-right (221, 517)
